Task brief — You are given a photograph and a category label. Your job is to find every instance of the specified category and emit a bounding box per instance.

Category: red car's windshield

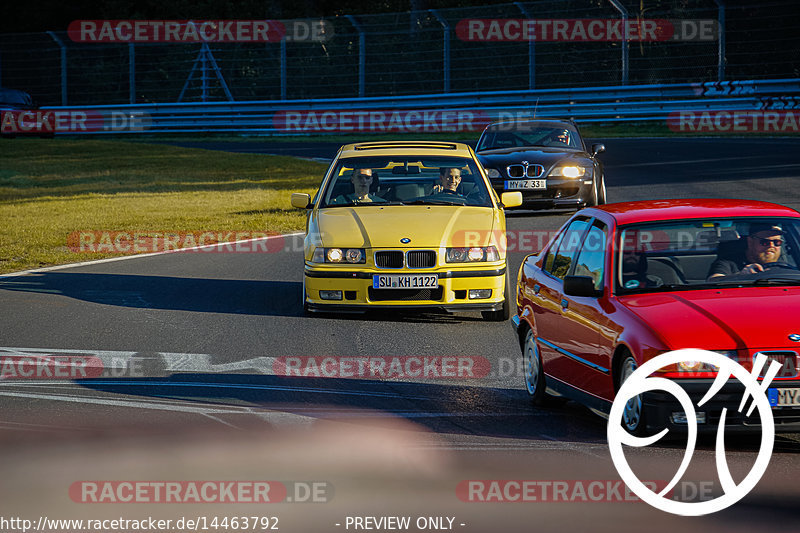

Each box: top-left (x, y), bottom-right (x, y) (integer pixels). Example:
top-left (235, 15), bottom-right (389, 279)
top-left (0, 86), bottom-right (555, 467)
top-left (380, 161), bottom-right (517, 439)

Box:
top-left (616, 217), bottom-right (800, 293)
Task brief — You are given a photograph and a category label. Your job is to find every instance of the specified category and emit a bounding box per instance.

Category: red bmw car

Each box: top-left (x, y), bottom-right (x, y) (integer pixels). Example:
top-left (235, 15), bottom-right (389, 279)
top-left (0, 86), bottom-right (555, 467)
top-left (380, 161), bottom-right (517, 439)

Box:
top-left (513, 199), bottom-right (800, 434)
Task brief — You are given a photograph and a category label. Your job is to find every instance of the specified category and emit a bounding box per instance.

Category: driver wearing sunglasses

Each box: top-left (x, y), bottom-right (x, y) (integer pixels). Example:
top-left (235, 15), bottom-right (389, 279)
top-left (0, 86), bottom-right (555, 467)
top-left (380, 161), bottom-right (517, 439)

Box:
top-left (708, 223), bottom-right (786, 279)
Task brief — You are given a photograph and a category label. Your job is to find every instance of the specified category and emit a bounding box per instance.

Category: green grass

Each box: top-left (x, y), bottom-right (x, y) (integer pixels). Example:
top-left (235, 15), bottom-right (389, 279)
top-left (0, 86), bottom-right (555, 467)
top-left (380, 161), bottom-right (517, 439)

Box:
top-left (0, 139), bottom-right (328, 274)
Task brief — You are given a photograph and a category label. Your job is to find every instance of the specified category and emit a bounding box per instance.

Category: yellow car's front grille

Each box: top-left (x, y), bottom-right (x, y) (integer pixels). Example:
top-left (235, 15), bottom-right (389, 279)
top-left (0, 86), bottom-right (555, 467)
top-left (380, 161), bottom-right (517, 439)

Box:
top-left (406, 250), bottom-right (436, 268)
top-left (375, 251), bottom-right (404, 268)
top-left (374, 250), bottom-right (437, 269)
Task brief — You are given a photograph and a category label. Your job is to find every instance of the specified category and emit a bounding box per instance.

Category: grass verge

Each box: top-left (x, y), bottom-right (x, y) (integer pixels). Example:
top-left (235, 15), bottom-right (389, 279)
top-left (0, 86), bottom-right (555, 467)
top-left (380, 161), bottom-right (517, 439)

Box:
top-left (0, 139), bottom-right (328, 274)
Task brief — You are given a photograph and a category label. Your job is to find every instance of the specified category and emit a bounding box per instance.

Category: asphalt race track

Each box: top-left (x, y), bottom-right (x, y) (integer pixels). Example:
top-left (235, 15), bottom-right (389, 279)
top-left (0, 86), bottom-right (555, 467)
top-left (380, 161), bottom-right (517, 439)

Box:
top-left (1, 138), bottom-right (799, 532)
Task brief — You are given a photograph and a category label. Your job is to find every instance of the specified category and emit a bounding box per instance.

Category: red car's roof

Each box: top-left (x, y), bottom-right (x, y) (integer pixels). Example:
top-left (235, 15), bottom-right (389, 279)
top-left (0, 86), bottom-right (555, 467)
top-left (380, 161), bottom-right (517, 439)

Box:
top-left (587, 199), bottom-right (800, 226)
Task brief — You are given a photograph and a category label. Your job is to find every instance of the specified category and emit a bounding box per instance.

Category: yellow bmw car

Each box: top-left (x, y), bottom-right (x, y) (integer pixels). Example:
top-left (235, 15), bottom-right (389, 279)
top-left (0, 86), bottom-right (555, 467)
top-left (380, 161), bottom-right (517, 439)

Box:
top-left (291, 141), bottom-right (522, 320)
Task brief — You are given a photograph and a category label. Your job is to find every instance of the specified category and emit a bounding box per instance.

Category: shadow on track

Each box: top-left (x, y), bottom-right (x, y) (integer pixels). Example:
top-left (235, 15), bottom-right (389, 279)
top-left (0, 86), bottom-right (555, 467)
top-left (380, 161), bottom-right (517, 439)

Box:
top-left (75, 373), bottom-right (800, 449)
top-left (0, 271), bottom-right (501, 322)
top-left (76, 372), bottom-right (608, 443)
top-left (0, 272), bottom-right (302, 317)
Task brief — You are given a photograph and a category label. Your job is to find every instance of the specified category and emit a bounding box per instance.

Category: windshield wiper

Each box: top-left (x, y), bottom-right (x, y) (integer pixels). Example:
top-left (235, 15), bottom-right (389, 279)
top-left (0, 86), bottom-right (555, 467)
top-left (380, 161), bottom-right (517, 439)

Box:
top-left (749, 277), bottom-right (800, 286)
top-left (705, 277), bottom-right (800, 287)
top-left (402, 199), bottom-right (463, 206)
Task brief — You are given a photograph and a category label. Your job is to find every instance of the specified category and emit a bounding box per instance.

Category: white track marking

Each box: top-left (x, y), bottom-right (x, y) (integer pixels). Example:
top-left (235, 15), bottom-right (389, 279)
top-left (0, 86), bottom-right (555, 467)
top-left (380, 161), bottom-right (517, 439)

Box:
top-left (0, 232), bottom-right (305, 280)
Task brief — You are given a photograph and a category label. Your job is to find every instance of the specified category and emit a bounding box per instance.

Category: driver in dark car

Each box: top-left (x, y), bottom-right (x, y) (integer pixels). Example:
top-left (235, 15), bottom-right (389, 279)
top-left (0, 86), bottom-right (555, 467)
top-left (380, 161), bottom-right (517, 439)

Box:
top-left (707, 223), bottom-right (785, 279)
top-left (545, 128), bottom-right (572, 147)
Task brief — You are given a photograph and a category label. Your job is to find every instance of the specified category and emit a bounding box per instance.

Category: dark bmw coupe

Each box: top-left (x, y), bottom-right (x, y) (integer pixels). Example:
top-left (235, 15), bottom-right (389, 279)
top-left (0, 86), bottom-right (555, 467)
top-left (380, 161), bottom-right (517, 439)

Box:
top-left (475, 119), bottom-right (607, 210)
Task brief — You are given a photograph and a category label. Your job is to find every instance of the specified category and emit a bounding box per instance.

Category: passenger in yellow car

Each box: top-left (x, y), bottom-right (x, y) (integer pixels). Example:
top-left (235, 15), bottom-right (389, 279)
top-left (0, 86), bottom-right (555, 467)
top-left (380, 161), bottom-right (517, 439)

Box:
top-left (332, 168), bottom-right (387, 204)
top-left (432, 167), bottom-right (462, 194)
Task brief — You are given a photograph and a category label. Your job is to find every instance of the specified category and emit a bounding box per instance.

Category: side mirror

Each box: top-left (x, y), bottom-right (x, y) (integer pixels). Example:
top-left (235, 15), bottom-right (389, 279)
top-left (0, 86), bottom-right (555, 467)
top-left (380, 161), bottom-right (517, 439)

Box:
top-left (500, 192), bottom-right (523, 208)
top-left (591, 143), bottom-right (606, 156)
top-left (291, 193), bottom-right (312, 209)
top-left (563, 275), bottom-right (602, 298)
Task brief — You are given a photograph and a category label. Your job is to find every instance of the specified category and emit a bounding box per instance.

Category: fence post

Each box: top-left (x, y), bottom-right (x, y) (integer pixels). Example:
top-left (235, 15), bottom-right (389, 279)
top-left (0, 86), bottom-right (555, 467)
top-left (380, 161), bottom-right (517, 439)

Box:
top-left (714, 0), bottom-right (726, 82)
top-left (346, 15), bottom-right (366, 98)
top-left (607, 0), bottom-right (629, 85)
top-left (430, 10), bottom-right (450, 93)
top-left (514, 2), bottom-right (535, 90)
top-left (46, 31), bottom-right (68, 105)
top-left (128, 43), bottom-right (135, 104)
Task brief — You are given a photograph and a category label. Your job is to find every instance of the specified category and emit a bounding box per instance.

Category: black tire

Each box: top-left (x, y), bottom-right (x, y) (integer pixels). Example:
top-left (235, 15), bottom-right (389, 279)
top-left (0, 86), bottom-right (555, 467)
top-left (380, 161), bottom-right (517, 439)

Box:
top-left (481, 271), bottom-right (511, 321)
top-left (522, 328), bottom-right (567, 406)
top-left (617, 354), bottom-right (645, 435)
top-left (522, 329), bottom-right (547, 405)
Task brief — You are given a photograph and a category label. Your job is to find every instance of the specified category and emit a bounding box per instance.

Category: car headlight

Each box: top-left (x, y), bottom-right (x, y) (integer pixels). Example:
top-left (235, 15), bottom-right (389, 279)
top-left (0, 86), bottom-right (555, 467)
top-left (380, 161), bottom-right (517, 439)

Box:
top-left (549, 165), bottom-right (587, 178)
top-left (485, 168), bottom-right (501, 179)
top-left (677, 360), bottom-right (717, 372)
top-left (662, 350), bottom-right (737, 373)
top-left (446, 246), bottom-right (499, 262)
top-left (311, 247), bottom-right (366, 263)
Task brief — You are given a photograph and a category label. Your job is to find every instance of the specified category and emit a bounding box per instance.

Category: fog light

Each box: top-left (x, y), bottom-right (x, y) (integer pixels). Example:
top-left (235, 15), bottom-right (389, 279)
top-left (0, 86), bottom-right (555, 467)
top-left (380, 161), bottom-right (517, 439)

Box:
top-left (671, 412), bottom-right (706, 424)
top-left (469, 289), bottom-right (492, 299)
top-left (319, 290), bottom-right (343, 300)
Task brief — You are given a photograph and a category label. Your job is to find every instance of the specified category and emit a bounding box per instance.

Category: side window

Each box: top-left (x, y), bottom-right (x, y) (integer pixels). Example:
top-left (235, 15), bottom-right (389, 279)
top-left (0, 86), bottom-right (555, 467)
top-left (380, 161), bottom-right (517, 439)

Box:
top-left (573, 223), bottom-right (607, 290)
top-left (543, 232), bottom-right (565, 273)
top-left (545, 219), bottom-right (589, 280)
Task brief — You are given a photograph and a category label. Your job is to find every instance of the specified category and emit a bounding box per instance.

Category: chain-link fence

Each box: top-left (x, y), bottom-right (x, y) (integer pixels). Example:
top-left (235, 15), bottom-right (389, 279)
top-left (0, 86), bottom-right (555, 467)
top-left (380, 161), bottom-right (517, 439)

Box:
top-left (1, 0), bottom-right (798, 106)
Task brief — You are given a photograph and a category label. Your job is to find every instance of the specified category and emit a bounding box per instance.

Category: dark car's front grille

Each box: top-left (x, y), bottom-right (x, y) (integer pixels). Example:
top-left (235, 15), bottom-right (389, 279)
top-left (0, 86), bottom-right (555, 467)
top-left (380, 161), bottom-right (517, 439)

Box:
top-left (507, 164), bottom-right (544, 178)
top-left (406, 250), bottom-right (436, 268)
top-left (368, 287), bottom-right (443, 301)
top-left (375, 251), bottom-right (404, 268)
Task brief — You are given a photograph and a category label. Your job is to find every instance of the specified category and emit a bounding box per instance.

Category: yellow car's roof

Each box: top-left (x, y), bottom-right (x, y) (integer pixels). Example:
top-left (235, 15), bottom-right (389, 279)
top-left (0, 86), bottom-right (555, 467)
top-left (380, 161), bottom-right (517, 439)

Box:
top-left (337, 141), bottom-right (475, 158)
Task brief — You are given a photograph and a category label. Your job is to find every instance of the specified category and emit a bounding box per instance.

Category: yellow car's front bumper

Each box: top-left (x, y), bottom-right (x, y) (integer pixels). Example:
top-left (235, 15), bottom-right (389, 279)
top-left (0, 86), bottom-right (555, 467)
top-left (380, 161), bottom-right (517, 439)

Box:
top-left (303, 263), bottom-right (507, 312)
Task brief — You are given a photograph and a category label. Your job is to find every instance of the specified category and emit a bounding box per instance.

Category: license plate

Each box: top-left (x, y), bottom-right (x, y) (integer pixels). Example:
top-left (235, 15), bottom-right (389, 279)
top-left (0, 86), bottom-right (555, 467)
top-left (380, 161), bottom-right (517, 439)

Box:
top-left (505, 179), bottom-right (546, 190)
top-left (372, 274), bottom-right (438, 289)
top-left (767, 387), bottom-right (800, 407)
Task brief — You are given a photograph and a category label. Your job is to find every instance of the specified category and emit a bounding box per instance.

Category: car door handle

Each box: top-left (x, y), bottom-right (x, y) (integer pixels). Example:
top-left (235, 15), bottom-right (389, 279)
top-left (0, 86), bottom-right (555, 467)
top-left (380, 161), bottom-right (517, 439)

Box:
top-left (561, 299), bottom-right (568, 310)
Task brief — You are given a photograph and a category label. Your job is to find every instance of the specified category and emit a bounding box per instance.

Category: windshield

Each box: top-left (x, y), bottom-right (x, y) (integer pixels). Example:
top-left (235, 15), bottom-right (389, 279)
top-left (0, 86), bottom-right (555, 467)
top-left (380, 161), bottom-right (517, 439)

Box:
top-left (616, 217), bottom-right (800, 293)
top-left (319, 156), bottom-right (493, 208)
top-left (476, 123), bottom-right (581, 151)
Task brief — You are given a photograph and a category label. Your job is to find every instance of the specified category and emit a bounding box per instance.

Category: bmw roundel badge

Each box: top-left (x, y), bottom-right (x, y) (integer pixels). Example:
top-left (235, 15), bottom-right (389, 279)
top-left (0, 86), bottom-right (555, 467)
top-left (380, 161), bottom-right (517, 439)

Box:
top-left (789, 334), bottom-right (800, 342)
top-left (400, 238), bottom-right (411, 244)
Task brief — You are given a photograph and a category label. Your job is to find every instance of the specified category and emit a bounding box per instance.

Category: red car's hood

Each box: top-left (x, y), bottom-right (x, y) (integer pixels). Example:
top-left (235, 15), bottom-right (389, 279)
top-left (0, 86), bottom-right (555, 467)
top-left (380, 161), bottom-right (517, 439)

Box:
top-left (618, 287), bottom-right (800, 350)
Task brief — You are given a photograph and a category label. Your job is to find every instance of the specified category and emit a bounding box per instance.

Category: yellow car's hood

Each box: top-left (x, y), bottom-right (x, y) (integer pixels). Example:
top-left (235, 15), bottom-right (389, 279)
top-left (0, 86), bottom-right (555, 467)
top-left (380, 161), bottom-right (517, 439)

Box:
top-left (315, 205), bottom-right (499, 249)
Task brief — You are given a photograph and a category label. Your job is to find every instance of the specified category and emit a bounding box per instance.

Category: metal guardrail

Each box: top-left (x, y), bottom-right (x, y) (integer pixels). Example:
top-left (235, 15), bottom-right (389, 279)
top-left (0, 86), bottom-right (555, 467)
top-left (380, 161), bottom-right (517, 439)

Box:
top-left (25, 78), bottom-right (800, 135)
